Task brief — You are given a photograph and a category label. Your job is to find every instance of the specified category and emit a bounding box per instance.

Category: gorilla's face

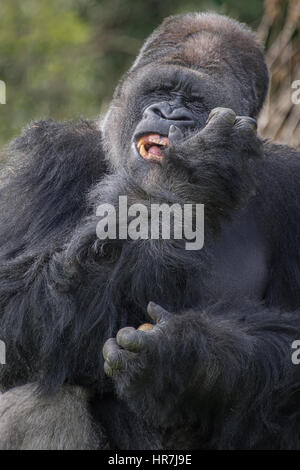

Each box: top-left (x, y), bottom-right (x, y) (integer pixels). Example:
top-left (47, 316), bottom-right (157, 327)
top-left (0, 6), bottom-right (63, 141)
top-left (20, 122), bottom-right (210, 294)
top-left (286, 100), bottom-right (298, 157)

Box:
top-left (121, 66), bottom-right (212, 168)
top-left (102, 65), bottom-right (237, 179)
top-left (129, 67), bottom-right (213, 165)
top-left (102, 13), bottom-right (269, 180)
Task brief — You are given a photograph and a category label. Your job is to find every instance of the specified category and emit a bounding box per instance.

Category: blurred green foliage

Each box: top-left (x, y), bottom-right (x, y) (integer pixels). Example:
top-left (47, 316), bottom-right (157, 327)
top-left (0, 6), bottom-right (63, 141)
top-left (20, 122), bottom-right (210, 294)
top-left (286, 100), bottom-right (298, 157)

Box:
top-left (0, 0), bottom-right (264, 145)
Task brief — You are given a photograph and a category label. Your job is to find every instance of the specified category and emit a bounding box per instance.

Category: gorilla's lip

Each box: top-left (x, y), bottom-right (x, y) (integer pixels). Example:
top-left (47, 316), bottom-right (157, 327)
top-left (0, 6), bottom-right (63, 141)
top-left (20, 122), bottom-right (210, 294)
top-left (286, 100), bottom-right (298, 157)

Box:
top-left (136, 134), bottom-right (169, 163)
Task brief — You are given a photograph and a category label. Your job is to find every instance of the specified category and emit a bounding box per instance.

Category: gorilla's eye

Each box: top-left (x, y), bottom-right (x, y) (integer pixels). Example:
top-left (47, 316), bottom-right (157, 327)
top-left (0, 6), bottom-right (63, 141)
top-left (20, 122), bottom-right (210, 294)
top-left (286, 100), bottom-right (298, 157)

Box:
top-left (146, 81), bottom-right (174, 97)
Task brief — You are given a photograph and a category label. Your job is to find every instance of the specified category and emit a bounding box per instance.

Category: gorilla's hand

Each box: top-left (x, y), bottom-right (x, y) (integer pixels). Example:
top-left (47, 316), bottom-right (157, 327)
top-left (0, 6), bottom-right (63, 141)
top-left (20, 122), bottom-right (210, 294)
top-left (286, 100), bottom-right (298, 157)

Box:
top-left (102, 302), bottom-right (221, 428)
top-left (167, 107), bottom-right (261, 166)
top-left (165, 107), bottom-right (262, 228)
top-left (103, 302), bottom-right (199, 426)
top-left (103, 302), bottom-right (170, 378)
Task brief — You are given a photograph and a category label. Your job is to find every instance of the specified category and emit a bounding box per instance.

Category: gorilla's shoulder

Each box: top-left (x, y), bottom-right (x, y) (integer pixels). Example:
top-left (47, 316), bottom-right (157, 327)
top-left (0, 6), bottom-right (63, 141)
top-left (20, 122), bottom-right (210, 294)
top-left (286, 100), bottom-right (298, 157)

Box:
top-left (257, 140), bottom-right (300, 210)
top-left (1, 118), bottom-right (107, 202)
top-left (263, 140), bottom-right (300, 160)
top-left (261, 140), bottom-right (300, 179)
top-left (0, 120), bottom-right (108, 253)
top-left (8, 119), bottom-right (104, 165)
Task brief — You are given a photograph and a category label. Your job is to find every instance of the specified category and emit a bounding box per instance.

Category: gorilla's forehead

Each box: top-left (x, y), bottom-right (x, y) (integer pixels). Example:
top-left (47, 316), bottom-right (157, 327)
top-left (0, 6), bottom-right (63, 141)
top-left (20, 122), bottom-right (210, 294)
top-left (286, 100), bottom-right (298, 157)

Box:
top-left (132, 64), bottom-right (214, 89)
top-left (132, 13), bottom-right (259, 71)
top-left (112, 12), bottom-right (268, 120)
top-left (132, 35), bottom-right (229, 76)
top-left (165, 35), bottom-right (231, 70)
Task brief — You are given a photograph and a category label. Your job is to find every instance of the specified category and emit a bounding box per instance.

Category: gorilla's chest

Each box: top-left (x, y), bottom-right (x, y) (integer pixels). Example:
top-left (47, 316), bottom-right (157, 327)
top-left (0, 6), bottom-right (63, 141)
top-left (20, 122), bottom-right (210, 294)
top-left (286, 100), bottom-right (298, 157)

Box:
top-left (117, 205), bottom-right (269, 316)
top-left (198, 205), bottom-right (269, 305)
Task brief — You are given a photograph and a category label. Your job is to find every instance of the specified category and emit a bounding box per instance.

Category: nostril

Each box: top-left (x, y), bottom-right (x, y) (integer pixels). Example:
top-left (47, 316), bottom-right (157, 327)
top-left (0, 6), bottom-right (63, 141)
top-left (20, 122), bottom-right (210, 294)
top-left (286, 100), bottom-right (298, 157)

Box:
top-left (144, 102), bottom-right (172, 119)
top-left (143, 102), bottom-right (193, 122)
top-left (155, 106), bottom-right (168, 119)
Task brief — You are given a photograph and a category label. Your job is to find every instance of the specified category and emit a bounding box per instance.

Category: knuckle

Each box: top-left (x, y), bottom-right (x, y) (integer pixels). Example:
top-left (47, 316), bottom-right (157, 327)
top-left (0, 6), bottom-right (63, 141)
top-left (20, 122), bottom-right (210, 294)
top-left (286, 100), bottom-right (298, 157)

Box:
top-left (234, 116), bottom-right (257, 133)
top-left (106, 349), bottom-right (123, 368)
top-left (206, 107), bottom-right (236, 127)
top-left (116, 327), bottom-right (137, 345)
top-left (221, 108), bottom-right (236, 121)
top-left (103, 338), bottom-right (117, 359)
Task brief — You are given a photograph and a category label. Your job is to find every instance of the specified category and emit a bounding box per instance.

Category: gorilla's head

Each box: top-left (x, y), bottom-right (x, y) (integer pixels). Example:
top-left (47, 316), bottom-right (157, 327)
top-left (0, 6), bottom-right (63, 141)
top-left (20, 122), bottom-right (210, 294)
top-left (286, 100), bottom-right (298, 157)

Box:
top-left (102, 13), bottom-right (269, 179)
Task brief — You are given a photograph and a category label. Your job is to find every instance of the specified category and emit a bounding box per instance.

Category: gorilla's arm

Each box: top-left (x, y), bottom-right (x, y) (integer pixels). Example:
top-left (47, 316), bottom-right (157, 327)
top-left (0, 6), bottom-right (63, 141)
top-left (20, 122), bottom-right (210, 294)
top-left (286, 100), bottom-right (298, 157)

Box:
top-left (101, 108), bottom-right (300, 449)
top-left (0, 383), bottom-right (105, 449)
top-left (0, 120), bottom-right (107, 391)
top-left (0, 119), bottom-right (106, 257)
top-left (103, 302), bottom-right (300, 449)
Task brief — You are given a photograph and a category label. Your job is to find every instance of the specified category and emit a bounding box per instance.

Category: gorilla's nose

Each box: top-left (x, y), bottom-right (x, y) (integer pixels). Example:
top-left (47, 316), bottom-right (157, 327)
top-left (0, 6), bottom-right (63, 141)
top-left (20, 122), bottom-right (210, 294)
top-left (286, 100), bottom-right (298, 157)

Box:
top-left (143, 102), bottom-right (194, 124)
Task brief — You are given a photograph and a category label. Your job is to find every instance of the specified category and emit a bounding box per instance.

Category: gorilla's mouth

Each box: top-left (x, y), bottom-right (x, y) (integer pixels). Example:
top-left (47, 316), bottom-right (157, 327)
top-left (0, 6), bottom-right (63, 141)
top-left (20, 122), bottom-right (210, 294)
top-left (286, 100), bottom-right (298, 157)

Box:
top-left (136, 134), bottom-right (169, 162)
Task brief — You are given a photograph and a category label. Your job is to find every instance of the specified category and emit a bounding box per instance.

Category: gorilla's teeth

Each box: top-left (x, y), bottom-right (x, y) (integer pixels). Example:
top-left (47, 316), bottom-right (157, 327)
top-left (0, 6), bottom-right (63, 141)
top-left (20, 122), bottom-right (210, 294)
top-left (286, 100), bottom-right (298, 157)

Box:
top-left (148, 136), bottom-right (169, 146)
top-left (158, 137), bottom-right (169, 146)
top-left (139, 144), bottom-right (148, 158)
top-left (137, 134), bottom-right (170, 159)
top-left (149, 138), bottom-right (160, 144)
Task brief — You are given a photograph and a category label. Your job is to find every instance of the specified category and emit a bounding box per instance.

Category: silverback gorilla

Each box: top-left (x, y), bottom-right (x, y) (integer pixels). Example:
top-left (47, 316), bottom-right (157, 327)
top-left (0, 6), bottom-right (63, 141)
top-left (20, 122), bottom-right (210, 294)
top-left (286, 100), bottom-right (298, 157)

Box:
top-left (0, 12), bottom-right (300, 450)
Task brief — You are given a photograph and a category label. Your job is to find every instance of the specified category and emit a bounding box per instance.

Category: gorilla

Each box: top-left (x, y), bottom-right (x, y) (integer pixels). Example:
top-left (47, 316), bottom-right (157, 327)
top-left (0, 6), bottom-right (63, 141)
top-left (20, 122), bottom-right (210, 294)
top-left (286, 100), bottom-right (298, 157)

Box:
top-left (0, 12), bottom-right (300, 450)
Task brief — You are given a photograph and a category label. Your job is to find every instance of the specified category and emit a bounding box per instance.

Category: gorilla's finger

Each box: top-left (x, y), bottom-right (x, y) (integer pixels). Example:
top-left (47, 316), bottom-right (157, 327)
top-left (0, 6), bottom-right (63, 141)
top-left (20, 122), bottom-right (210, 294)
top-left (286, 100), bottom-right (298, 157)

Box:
top-left (147, 302), bottom-right (172, 324)
top-left (234, 116), bottom-right (257, 135)
top-left (116, 327), bottom-right (146, 352)
top-left (103, 337), bottom-right (117, 360)
top-left (204, 107), bottom-right (236, 134)
top-left (103, 361), bottom-right (114, 377)
top-left (169, 125), bottom-right (184, 145)
top-left (102, 338), bottom-right (123, 369)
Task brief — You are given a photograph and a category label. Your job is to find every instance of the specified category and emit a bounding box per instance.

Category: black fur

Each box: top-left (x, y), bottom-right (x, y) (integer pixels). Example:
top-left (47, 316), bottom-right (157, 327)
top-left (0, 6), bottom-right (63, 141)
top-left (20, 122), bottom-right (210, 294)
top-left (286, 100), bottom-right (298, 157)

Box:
top-left (1, 13), bottom-right (300, 449)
